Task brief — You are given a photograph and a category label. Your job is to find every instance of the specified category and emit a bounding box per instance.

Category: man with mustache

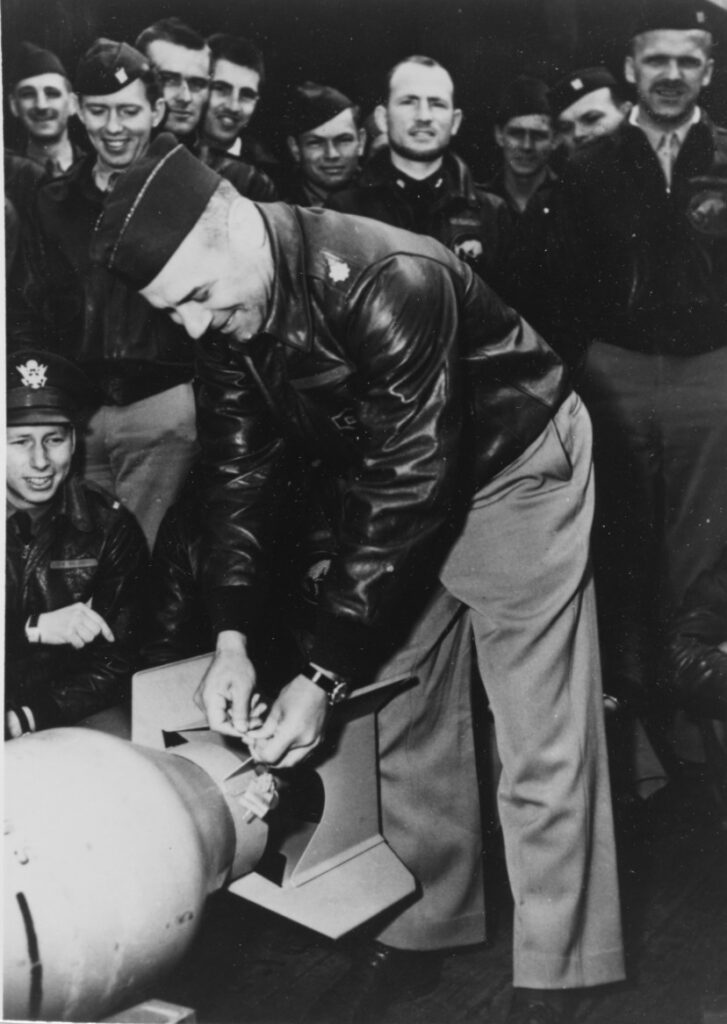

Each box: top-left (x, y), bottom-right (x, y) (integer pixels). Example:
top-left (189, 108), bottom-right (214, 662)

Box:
top-left (8, 42), bottom-right (82, 178)
top-left (555, 0), bottom-right (727, 735)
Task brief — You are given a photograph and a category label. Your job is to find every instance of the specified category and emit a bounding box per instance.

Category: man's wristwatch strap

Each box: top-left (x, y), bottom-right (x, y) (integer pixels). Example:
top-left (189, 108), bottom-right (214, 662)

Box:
top-left (25, 614), bottom-right (41, 644)
top-left (300, 662), bottom-right (350, 705)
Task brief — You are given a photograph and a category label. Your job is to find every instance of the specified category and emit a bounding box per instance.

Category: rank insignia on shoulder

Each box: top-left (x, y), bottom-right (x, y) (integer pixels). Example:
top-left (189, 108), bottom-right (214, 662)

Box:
top-left (323, 252), bottom-right (351, 283)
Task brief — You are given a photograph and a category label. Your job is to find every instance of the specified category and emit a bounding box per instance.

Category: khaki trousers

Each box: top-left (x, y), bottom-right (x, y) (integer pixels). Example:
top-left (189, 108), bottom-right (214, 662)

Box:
top-left (374, 393), bottom-right (625, 988)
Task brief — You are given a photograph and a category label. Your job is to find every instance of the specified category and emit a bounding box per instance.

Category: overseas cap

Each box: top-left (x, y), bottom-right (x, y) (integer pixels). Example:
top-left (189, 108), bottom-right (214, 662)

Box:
top-left (496, 76), bottom-right (551, 126)
top-left (288, 81), bottom-right (355, 134)
top-left (550, 67), bottom-right (620, 117)
top-left (12, 42), bottom-right (68, 86)
top-left (7, 350), bottom-right (97, 425)
top-left (91, 132), bottom-right (222, 289)
top-left (632, 0), bottom-right (713, 35)
top-left (76, 38), bottom-right (151, 97)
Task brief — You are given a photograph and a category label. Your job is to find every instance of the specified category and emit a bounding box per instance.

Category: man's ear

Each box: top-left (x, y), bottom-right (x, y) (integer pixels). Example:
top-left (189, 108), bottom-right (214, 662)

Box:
top-left (451, 108), bottom-right (463, 137)
top-left (69, 427), bottom-right (77, 456)
top-left (624, 55), bottom-right (636, 86)
top-left (9, 93), bottom-right (19, 118)
top-left (287, 135), bottom-right (301, 163)
top-left (356, 127), bottom-right (366, 156)
top-left (373, 104), bottom-right (388, 137)
top-left (494, 125), bottom-right (505, 149)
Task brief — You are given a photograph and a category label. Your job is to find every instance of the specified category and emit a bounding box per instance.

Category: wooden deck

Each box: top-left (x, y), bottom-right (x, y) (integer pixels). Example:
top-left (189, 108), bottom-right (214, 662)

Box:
top-left (157, 773), bottom-right (727, 1024)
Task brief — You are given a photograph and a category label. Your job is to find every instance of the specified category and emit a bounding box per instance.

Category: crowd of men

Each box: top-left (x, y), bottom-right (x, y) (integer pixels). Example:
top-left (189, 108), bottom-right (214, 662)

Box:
top-left (6, 1), bottom-right (727, 1022)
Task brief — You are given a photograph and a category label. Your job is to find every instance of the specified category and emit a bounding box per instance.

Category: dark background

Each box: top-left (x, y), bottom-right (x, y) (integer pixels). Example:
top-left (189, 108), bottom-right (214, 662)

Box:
top-left (4, 0), bottom-right (727, 177)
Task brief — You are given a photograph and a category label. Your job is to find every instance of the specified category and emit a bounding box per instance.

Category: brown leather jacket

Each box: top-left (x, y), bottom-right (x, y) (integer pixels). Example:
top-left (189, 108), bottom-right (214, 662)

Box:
top-left (196, 203), bottom-right (570, 684)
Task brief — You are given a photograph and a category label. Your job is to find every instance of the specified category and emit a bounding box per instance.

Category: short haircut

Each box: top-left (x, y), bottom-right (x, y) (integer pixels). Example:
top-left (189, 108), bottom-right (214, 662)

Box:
top-left (630, 28), bottom-right (713, 58)
top-left (383, 54), bottom-right (455, 105)
top-left (135, 17), bottom-right (208, 57)
top-left (208, 33), bottom-right (265, 84)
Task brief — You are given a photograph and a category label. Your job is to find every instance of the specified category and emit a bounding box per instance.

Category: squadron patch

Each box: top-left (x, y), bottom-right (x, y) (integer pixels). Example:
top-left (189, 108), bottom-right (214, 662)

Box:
top-left (17, 360), bottom-right (48, 389)
top-left (687, 188), bottom-right (727, 237)
top-left (324, 252), bottom-right (351, 283)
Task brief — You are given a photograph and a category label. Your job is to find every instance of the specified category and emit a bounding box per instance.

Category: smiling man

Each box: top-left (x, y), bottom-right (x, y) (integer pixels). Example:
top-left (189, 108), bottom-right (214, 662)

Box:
top-left (283, 82), bottom-right (364, 206)
top-left (135, 17), bottom-right (210, 141)
top-left (489, 75), bottom-right (556, 215)
top-left (554, 0), bottom-right (727, 726)
top-left (8, 42), bottom-right (81, 176)
top-left (8, 39), bottom-right (199, 548)
top-left (92, 134), bottom-right (624, 1024)
top-left (330, 56), bottom-right (512, 286)
top-left (5, 349), bottom-right (147, 740)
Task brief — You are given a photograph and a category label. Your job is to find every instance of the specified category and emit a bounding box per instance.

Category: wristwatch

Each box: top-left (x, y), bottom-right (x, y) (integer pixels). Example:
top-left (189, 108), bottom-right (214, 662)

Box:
top-left (25, 614), bottom-right (41, 645)
top-left (300, 662), bottom-right (350, 705)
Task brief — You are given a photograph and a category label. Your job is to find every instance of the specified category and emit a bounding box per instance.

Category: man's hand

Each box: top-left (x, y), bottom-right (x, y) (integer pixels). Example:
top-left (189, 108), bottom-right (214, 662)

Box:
top-left (36, 601), bottom-right (114, 649)
top-left (246, 675), bottom-right (330, 768)
top-left (195, 631), bottom-right (259, 737)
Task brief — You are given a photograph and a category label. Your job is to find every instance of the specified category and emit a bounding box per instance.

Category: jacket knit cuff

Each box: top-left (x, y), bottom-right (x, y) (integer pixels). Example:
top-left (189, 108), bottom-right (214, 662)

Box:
top-left (207, 586), bottom-right (261, 638)
top-left (308, 610), bottom-right (381, 689)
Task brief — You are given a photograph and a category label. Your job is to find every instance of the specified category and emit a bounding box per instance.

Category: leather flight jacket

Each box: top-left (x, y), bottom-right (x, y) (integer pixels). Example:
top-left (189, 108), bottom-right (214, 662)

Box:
top-left (196, 203), bottom-right (570, 685)
top-left (5, 477), bottom-right (149, 729)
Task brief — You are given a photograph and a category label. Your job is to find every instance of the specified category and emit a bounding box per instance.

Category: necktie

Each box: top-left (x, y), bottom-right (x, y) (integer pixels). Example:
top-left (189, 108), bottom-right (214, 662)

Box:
top-left (657, 132), bottom-right (680, 190)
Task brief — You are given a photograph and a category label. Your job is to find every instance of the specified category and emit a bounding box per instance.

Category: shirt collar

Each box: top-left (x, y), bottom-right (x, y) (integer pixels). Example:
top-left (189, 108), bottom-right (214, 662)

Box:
top-left (630, 104), bottom-right (701, 153)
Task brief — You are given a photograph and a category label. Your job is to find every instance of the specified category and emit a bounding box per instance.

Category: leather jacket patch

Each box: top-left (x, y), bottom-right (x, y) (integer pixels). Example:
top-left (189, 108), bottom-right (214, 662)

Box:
top-left (687, 187), bottom-right (727, 236)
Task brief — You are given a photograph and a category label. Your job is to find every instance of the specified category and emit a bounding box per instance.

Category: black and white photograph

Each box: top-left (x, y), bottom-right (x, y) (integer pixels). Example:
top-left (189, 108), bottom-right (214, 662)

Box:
top-left (3, 1), bottom-right (727, 1021)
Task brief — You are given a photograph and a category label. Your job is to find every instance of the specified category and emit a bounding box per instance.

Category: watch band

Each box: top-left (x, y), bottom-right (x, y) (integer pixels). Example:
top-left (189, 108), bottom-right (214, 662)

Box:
top-left (25, 614), bottom-right (41, 645)
top-left (300, 662), bottom-right (350, 705)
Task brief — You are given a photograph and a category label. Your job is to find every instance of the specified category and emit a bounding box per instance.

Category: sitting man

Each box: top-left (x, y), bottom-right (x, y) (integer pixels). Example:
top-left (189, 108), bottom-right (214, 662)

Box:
top-left (5, 349), bottom-right (149, 740)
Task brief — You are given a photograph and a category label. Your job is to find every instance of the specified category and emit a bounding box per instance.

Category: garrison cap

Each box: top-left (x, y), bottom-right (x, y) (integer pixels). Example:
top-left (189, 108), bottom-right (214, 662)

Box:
top-left (550, 67), bottom-right (620, 117)
top-left (287, 81), bottom-right (355, 134)
top-left (91, 132), bottom-right (222, 289)
top-left (7, 350), bottom-right (97, 425)
top-left (631, 0), bottom-right (713, 36)
top-left (76, 38), bottom-right (151, 96)
top-left (11, 42), bottom-right (68, 87)
top-left (496, 75), bottom-right (552, 126)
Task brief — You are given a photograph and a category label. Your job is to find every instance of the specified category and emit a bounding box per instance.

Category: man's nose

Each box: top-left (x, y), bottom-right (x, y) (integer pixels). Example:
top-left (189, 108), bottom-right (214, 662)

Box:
top-left (175, 303), bottom-right (213, 340)
top-left (106, 109), bottom-right (123, 133)
top-left (323, 139), bottom-right (340, 160)
top-left (414, 100), bottom-right (433, 121)
top-left (665, 59), bottom-right (683, 80)
top-left (176, 80), bottom-right (192, 103)
top-left (29, 443), bottom-right (50, 470)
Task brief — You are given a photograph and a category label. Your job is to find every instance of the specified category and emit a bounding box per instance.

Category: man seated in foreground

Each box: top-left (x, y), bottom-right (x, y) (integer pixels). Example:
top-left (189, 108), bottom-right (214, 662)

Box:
top-left (5, 350), bottom-right (148, 739)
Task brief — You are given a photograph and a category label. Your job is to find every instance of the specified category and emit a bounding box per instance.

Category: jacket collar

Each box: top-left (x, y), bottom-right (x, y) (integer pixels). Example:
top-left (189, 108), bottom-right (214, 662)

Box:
top-left (57, 475), bottom-right (97, 533)
top-left (257, 203), bottom-right (315, 352)
top-left (361, 148), bottom-right (480, 203)
top-left (40, 152), bottom-right (103, 205)
top-left (616, 115), bottom-right (715, 178)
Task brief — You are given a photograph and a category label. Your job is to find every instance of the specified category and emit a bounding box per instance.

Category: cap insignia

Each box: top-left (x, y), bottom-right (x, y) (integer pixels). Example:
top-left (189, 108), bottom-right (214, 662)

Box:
top-left (324, 252), bottom-right (350, 283)
top-left (17, 359), bottom-right (48, 389)
top-left (571, 77), bottom-right (583, 91)
top-left (115, 66), bottom-right (129, 84)
top-left (697, 10), bottom-right (706, 23)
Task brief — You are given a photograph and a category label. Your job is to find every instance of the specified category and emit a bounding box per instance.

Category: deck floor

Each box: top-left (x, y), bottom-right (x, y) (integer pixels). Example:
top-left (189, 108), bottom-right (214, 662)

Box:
top-left (158, 773), bottom-right (727, 1024)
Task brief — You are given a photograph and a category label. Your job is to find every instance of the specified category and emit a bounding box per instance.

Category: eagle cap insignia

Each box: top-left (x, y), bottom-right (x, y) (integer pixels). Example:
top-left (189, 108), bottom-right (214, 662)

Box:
top-left (324, 252), bottom-right (350, 283)
top-left (17, 360), bottom-right (48, 389)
